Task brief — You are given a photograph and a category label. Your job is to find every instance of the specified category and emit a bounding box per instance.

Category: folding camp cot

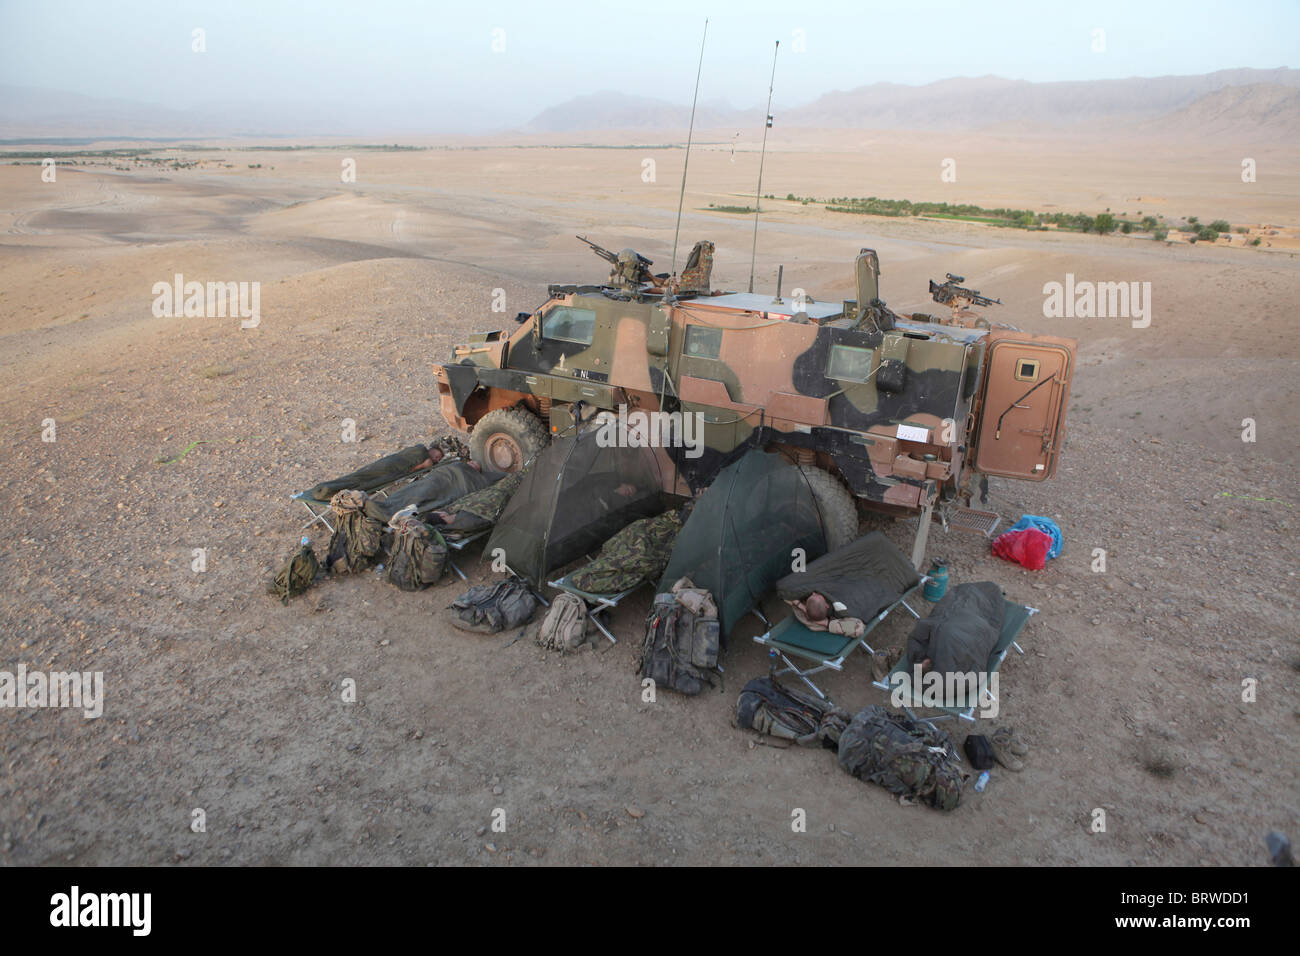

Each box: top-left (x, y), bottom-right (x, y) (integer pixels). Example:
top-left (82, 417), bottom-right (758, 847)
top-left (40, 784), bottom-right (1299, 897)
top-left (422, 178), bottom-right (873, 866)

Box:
top-left (546, 573), bottom-right (642, 644)
top-left (442, 529), bottom-right (489, 582)
top-left (752, 575), bottom-right (927, 701)
top-left (547, 572), bottom-right (773, 645)
top-left (872, 599), bottom-right (1038, 725)
top-left (291, 489), bottom-right (338, 533)
top-left (290, 469), bottom-right (438, 534)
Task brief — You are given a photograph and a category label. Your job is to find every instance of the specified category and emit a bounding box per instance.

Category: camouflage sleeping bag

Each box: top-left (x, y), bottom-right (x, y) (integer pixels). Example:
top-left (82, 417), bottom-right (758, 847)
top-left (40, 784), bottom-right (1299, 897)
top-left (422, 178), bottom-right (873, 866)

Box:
top-left (308, 444), bottom-right (431, 500)
top-left (435, 469), bottom-right (524, 537)
top-left (568, 510), bottom-right (681, 594)
top-left (837, 705), bottom-right (967, 810)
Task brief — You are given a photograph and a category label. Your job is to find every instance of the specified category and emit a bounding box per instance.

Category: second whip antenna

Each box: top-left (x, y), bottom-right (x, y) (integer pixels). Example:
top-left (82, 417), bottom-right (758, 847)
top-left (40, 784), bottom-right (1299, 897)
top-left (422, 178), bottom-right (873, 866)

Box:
top-left (748, 40), bottom-right (779, 294)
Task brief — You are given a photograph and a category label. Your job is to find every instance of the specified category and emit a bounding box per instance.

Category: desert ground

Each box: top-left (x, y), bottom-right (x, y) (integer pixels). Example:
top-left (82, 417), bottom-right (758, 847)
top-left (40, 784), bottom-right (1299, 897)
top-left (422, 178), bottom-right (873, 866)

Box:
top-left (0, 130), bottom-right (1296, 865)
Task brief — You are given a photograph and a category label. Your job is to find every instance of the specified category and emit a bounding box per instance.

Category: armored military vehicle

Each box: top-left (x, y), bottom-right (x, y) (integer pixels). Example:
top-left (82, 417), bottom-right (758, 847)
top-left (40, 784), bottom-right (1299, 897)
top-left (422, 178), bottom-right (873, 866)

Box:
top-left (434, 238), bottom-right (1075, 564)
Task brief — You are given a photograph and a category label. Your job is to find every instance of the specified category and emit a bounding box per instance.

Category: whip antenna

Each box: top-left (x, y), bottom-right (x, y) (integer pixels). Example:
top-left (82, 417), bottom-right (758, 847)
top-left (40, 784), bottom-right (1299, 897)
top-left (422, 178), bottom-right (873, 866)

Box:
top-left (748, 40), bottom-right (779, 294)
top-left (671, 18), bottom-right (709, 278)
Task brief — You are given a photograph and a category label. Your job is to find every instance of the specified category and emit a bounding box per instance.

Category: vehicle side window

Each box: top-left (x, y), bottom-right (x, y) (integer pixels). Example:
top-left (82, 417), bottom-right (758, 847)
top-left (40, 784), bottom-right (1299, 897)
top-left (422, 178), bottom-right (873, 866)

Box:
top-left (827, 344), bottom-right (873, 383)
top-left (542, 306), bottom-right (596, 345)
top-left (684, 324), bottom-right (722, 359)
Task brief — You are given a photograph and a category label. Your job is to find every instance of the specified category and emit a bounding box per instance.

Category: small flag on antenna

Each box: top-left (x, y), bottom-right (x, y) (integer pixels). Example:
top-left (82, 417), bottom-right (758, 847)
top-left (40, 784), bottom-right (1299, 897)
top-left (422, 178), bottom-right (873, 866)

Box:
top-left (766, 114), bottom-right (773, 128)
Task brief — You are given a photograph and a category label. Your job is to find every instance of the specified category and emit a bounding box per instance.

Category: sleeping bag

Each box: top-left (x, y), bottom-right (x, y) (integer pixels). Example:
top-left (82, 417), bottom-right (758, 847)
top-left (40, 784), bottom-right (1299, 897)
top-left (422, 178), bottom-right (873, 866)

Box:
top-left (569, 510), bottom-right (681, 594)
top-left (363, 461), bottom-right (495, 522)
top-left (434, 470), bottom-right (525, 537)
top-left (904, 581), bottom-right (1006, 674)
top-left (308, 444), bottom-right (430, 500)
top-left (775, 531), bottom-right (919, 625)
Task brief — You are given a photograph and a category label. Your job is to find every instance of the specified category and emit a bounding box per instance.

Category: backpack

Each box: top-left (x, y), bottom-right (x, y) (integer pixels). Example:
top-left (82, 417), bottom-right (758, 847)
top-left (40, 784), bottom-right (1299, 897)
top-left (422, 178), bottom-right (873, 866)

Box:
top-left (639, 579), bottom-right (721, 696)
top-left (837, 705), bottom-right (968, 811)
top-left (268, 539), bottom-right (320, 604)
top-left (431, 434), bottom-right (471, 461)
top-left (326, 490), bottom-right (384, 573)
top-left (385, 515), bottom-right (448, 591)
top-left (449, 579), bottom-right (538, 634)
top-left (963, 733), bottom-right (996, 770)
top-left (536, 592), bottom-right (588, 653)
top-left (735, 676), bottom-right (849, 748)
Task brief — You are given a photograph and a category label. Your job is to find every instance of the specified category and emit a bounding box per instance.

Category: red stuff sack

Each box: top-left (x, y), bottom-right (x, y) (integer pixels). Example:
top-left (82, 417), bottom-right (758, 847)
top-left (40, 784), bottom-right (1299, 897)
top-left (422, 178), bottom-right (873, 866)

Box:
top-left (992, 527), bottom-right (1053, 571)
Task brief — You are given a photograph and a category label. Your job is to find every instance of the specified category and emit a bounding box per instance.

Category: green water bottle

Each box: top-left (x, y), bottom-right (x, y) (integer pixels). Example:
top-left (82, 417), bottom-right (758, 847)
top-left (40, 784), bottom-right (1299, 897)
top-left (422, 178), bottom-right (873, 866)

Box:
top-left (923, 559), bottom-right (949, 602)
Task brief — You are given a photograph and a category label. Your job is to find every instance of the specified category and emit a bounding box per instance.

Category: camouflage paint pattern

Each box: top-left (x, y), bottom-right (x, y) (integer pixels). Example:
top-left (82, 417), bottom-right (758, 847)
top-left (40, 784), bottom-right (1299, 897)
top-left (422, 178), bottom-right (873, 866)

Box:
top-left (433, 243), bottom-right (1076, 518)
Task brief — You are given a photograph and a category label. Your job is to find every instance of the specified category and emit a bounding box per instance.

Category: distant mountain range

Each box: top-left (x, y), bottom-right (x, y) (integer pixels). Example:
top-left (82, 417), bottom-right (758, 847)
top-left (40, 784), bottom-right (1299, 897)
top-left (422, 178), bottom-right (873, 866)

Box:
top-left (2, 68), bottom-right (1298, 141)
top-left (1142, 83), bottom-right (1300, 139)
top-left (527, 68), bottom-right (1300, 139)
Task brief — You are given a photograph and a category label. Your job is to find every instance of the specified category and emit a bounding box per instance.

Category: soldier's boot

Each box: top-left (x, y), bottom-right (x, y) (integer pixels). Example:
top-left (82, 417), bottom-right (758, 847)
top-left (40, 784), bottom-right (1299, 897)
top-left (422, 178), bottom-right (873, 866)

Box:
top-left (997, 726), bottom-right (1030, 755)
top-left (871, 645), bottom-right (901, 681)
top-left (991, 727), bottom-right (1026, 771)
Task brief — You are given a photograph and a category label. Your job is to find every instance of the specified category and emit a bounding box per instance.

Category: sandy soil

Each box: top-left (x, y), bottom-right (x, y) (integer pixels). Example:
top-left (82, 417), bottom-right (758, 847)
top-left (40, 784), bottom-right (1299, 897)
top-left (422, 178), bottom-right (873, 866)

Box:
top-left (0, 134), bottom-right (1296, 865)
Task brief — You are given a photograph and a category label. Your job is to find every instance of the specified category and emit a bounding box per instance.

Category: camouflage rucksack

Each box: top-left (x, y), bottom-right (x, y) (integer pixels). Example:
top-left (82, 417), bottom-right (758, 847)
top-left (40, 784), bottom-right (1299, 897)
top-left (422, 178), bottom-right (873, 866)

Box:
top-left (326, 490), bottom-right (384, 573)
top-left (385, 515), bottom-right (448, 591)
top-left (448, 579), bottom-right (538, 634)
top-left (536, 592), bottom-right (588, 652)
top-left (678, 239), bottom-right (715, 294)
top-left (837, 705), bottom-right (968, 811)
top-left (639, 578), bottom-right (721, 696)
top-left (431, 434), bottom-right (471, 461)
top-left (268, 538), bottom-right (321, 604)
top-left (735, 676), bottom-right (850, 748)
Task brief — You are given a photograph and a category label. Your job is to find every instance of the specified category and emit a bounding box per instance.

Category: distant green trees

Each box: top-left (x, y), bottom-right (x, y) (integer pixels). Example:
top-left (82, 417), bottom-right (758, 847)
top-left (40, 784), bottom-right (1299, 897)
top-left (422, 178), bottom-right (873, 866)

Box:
top-left (789, 195), bottom-right (1240, 244)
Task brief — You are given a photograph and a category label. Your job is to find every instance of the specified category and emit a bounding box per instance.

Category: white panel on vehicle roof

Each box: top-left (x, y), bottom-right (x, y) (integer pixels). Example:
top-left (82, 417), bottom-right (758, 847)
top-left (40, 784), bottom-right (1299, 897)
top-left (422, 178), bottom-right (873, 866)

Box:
top-left (694, 292), bottom-right (842, 321)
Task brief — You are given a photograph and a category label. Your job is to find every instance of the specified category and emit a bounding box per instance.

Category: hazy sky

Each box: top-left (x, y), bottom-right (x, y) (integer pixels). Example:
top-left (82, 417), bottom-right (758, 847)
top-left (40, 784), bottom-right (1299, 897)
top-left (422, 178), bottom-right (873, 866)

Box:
top-left (1, 0), bottom-right (1296, 130)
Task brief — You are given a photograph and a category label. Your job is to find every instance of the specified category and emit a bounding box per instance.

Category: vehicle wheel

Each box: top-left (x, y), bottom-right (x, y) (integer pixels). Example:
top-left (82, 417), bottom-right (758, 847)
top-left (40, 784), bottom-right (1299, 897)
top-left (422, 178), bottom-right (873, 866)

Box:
top-left (800, 465), bottom-right (859, 551)
top-left (469, 407), bottom-right (549, 473)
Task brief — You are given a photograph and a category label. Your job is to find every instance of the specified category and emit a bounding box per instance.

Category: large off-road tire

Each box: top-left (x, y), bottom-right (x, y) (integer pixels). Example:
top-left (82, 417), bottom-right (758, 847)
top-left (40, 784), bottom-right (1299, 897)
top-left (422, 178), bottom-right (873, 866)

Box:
top-left (469, 407), bottom-right (549, 473)
top-left (800, 465), bottom-right (859, 552)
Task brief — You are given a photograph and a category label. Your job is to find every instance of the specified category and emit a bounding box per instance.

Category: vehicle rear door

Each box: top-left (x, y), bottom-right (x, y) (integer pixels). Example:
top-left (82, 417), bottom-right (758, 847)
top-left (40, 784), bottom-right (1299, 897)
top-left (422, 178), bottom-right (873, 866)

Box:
top-left (973, 332), bottom-right (1075, 480)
